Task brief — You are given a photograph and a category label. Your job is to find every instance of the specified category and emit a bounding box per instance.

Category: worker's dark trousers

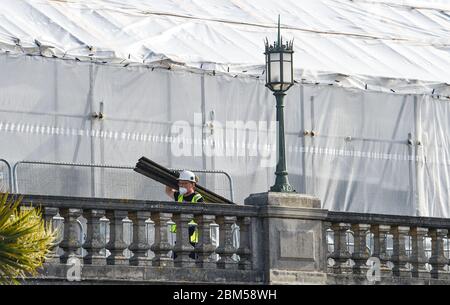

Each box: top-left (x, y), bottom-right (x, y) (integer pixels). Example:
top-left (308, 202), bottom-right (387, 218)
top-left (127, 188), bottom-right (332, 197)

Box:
top-left (172, 225), bottom-right (198, 260)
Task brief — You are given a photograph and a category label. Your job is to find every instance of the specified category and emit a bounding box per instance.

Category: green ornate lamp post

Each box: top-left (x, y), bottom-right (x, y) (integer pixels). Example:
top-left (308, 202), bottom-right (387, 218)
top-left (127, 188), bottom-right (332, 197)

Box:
top-left (265, 16), bottom-right (295, 193)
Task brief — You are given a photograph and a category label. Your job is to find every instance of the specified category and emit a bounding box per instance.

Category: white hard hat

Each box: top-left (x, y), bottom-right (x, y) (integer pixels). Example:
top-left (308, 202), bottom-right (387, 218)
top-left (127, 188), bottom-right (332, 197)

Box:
top-left (177, 170), bottom-right (196, 183)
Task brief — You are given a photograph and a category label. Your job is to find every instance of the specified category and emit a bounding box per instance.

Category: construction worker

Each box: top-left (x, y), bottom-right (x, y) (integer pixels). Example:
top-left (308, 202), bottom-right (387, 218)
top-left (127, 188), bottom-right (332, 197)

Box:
top-left (165, 170), bottom-right (203, 258)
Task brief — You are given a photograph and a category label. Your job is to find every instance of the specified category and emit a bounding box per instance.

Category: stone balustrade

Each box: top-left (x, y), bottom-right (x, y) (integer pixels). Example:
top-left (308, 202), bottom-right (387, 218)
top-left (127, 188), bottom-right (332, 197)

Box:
top-left (326, 211), bottom-right (450, 284)
top-left (19, 193), bottom-right (450, 285)
top-left (22, 194), bottom-right (261, 284)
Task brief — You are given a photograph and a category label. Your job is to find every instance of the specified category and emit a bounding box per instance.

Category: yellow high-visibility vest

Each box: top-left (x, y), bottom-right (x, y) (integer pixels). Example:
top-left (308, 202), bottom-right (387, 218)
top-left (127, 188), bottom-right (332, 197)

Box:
top-left (170, 193), bottom-right (202, 243)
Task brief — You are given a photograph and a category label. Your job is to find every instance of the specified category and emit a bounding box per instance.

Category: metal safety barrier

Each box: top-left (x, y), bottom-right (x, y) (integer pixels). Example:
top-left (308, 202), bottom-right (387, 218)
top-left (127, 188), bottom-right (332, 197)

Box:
top-left (171, 168), bottom-right (234, 202)
top-left (13, 161), bottom-right (234, 202)
top-left (0, 158), bottom-right (13, 192)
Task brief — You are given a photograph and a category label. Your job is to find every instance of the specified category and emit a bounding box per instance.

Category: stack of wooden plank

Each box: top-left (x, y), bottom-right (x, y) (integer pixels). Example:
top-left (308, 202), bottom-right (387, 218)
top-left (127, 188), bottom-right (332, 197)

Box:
top-left (134, 156), bottom-right (235, 204)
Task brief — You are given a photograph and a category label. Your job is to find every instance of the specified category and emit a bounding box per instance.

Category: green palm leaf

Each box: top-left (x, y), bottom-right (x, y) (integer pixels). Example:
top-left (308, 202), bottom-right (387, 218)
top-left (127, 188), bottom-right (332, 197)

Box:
top-left (0, 193), bottom-right (57, 284)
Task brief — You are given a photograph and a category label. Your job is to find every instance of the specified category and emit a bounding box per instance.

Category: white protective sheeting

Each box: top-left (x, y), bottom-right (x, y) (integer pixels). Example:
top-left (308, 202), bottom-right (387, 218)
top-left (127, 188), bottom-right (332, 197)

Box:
top-left (1, 55), bottom-right (450, 217)
top-left (0, 1), bottom-right (450, 217)
top-left (0, 0), bottom-right (449, 94)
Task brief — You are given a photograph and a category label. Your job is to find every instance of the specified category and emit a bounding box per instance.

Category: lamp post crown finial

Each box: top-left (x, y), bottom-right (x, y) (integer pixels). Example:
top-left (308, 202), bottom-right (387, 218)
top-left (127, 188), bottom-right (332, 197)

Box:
top-left (265, 15), bottom-right (294, 52)
top-left (277, 14), bottom-right (281, 47)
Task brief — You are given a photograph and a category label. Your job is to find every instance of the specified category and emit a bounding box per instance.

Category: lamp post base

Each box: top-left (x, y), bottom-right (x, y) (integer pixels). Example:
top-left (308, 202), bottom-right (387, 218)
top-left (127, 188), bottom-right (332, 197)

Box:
top-left (270, 184), bottom-right (295, 193)
top-left (270, 173), bottom-right (296, 193)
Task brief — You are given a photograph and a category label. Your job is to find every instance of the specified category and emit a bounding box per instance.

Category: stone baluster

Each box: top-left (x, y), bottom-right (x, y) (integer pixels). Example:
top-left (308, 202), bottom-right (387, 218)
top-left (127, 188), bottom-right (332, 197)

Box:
top-left (371, 224), bottom-right (392, 274)
top-left (328, 223), bottom-right (351, 274)
top-left (323, 221), bottom-right (332, 256)
top-left (145, 219), bottom-right (155, 258)
top-left (429, 228), bottom-right (449, 279)
top-left (43, 207), bottom-right (60, 263)
top-left (448, 231), bottom-right (450, 275)
top-left (129, 211), bottom-right (152, 266)
top-left (83, 209), bottom-right (107, 265)
top-left (194, 214), bottom-right (217, 269)
top-left (390, 226), bottom-right (411, 277)
top-left (150, 212), bottom-right (174, 267)
top-left (59, 208), bottom-right (83, 263)
top-left (410, 227), bottom-right (429, 279)
top-left (236, 216), bottom-right (252, 270)
top-left (173, 213), bottom-right (196, 267)
top-left (105, 210), bottom-right (129, 265)
top-left (216, 216), bottom-right (238, 269)
top-left (351, 223), bottom-right (370, 275)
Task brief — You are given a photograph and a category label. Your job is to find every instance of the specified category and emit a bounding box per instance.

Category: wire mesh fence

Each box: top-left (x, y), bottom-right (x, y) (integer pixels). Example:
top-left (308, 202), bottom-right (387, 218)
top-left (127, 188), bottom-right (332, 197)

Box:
top-left (14, 160), bottom-right (237, 260)
top-left (13, 161), bottom-right (234, 201)
top-left (0, 159), bottom-right (12, 192)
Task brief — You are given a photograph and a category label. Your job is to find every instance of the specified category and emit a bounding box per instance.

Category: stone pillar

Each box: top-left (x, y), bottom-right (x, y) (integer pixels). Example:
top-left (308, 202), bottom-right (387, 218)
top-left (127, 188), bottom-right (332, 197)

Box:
top-left (410, 227), bottom-right (430, 279)
top-left (216, 216), bottom-right (238, 270)
top-left (150, 212), bottom-right (173, 267)
top-left (43, 207), bottom-right (60, 263)
top-left (351, 223), bottom-right (370, 275)
top-left (59, 208), bottom-right (83, 263)
top-left (448, 231), bottom-right (450, 276)
top-left (371, 224), bottom-right (392, 274)
top-left (245, 192), bottom-right (328, 285)
top-left (105, 210), bottom-right (129, 265)
top-left (329, 223), bottom-right (352, 274)
top-left (429, 228), bottom-right (449, 279)
top-left (237, 216), bottom-right (252, 270)
top-left (390, 226), bottom-right (411, 278)
top-left (173, 213), bottom-right (196, 267)
top-left (83, 209), bottom-right (107, 265)
top-left (129, 211), bottom-right (152, 266)
top-left (194, 214), bottom-right (216, 269)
